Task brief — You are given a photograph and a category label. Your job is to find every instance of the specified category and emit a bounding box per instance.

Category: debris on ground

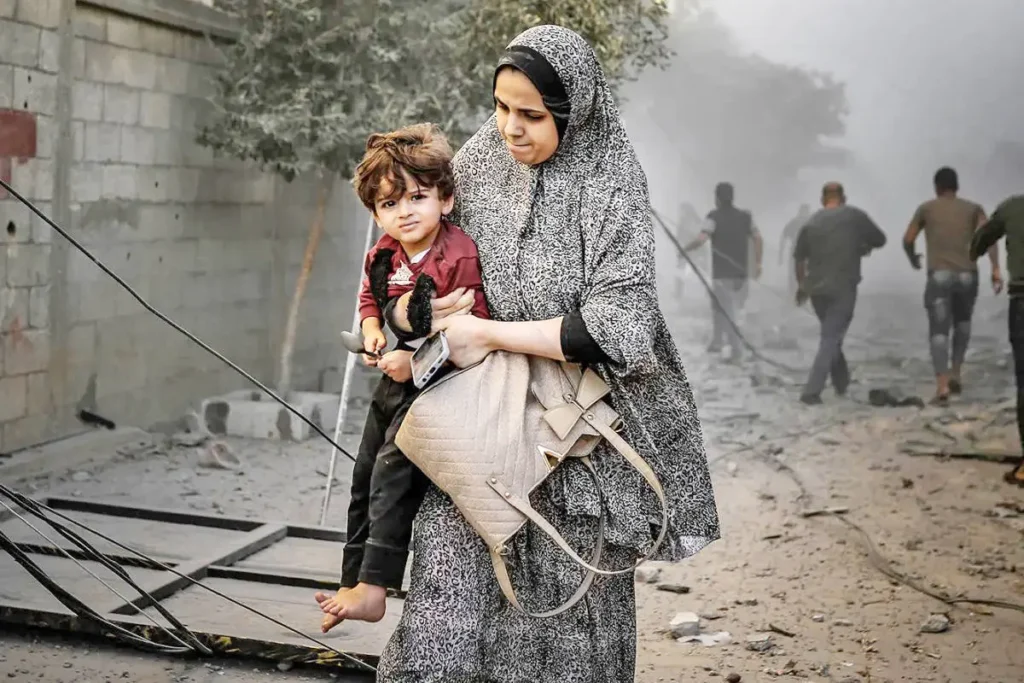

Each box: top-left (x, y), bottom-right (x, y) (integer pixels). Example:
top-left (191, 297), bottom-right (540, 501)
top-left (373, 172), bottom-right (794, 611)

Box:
top-left (197, 440), bottom-right (243, 471)
top-left (635, 566), bottom-right (662, 584)
top-left (919, 613), bottom-right (951, 634)
top-left (656, 583), bottom-right (691, 594)
top-left (745, 633), bottom-right (775, 652)
top-left (669, 612), bottom-right (701, 637)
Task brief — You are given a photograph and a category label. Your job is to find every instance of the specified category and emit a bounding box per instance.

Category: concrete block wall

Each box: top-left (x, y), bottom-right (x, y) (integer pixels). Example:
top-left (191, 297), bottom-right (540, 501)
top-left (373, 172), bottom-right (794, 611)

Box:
top-left (0, 0), bottom-right (368, 453)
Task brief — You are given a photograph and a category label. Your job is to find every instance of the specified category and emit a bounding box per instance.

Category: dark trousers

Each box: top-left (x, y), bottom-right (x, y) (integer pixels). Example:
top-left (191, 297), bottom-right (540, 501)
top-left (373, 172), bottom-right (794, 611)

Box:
top-left (1010, 297), bottom-right (1024, 468)
top-left (804, 288), bottom-right (856, 398)
top-left (341, 375), bottom-right (428, 590)
top-left (924, 269), bottom-right (979, 375)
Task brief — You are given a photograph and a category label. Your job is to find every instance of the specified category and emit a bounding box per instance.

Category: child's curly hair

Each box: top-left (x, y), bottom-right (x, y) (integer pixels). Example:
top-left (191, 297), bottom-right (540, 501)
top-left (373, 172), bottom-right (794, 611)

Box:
top-left (352, 123), bottom-right (455, 211)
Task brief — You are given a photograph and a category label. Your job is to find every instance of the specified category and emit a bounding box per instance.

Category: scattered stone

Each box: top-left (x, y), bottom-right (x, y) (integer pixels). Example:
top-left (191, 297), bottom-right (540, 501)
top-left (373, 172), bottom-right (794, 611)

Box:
top-left (919, 613), bottom-right (950, 634)
top-left (838, 677), bottom-right (861, 683)
top-left (678, 631), bottom-right (731, 646)
top-left (70, 471), bottom-right (91, 482)
top-left (811, 614), bottom-right (825, 622)
top-left (726, 461), bottom-right (739, 476)
top-left (832, 618), bottom-right (854, 627)
top-left (700, 612), bottom-right (724, 621)
top-left (197, 440), bottom-right (243, 471)
top-left (726, 674), bottom-right (742, 683)
top-left (656, 583), bottom-right (691, 594)
top-left (276, 661), bottom-right (294, 672)
top-left (634, 566), bottom-right (662, 584)
top-left (736, 597), bottom-right (759, 606)
top-left (745, 633), bottom-right (774, 652)
top-left (669, 612), bottom-right (701, 637)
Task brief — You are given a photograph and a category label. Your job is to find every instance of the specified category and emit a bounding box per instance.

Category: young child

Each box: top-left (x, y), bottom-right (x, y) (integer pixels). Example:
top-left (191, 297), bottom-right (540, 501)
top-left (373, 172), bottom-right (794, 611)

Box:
top-left (315, 123), bottom-right (488, 631)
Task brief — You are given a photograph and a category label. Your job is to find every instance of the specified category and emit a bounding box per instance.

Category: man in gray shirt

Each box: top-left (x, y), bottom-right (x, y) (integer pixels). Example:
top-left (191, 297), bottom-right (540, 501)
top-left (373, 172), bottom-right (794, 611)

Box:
top-left (793, 182), bottom-right (887, 404)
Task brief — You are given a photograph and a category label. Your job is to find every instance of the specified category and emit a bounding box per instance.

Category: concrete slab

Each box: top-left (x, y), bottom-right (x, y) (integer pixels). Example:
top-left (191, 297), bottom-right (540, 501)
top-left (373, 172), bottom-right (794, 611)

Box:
top-left (200, 390), bottom-right (339, 442)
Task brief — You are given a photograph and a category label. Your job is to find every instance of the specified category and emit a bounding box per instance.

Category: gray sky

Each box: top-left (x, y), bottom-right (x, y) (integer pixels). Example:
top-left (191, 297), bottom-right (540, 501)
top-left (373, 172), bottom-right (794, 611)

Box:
top-left (713, 0), bottom-right (1024, 203)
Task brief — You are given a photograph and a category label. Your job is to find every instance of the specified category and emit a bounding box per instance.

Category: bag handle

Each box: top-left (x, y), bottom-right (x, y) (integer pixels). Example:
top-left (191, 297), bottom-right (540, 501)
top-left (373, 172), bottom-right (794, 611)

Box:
top-left (487, 421), bottom-right (670, 614)
top-left (487, 456), bottom-right (605, 618)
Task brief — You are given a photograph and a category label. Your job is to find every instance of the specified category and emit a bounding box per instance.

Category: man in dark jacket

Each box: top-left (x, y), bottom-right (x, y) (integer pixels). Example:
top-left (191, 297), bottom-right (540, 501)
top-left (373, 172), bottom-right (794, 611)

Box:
top-left (793, 182), bottom-right (887, 404)
top-left (684, 182), bottom-right (763, 362)
top-left (970, 194), bottom-right (1024, 486)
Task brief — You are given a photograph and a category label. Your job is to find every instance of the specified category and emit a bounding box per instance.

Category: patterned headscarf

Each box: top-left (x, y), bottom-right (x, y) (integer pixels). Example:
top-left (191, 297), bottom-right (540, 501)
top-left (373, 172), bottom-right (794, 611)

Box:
top-left (452, 25), bottom-right (719, 559)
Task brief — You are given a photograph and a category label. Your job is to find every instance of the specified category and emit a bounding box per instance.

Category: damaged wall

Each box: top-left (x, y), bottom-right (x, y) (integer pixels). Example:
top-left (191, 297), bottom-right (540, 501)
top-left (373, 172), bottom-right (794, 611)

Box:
top-left (0, 0), bottom-right (367, 453)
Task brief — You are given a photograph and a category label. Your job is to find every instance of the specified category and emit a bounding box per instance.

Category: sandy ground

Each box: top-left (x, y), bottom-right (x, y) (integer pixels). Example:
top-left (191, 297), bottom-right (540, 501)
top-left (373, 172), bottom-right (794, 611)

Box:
top-left (1, 279), bottom-right (1022, 683)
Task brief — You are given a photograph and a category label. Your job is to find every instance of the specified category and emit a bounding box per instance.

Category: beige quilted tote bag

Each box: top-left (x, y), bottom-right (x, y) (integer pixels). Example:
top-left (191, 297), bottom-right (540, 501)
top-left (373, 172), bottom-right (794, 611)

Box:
top-left (395, 350), bottom-right (669, 617)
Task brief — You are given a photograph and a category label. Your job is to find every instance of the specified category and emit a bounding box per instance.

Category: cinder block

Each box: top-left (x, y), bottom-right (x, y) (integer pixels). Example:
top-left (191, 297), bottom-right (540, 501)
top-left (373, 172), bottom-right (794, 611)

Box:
top-left (1, 199), bottom-right (32, 243)
top-left (33, 114), bottom-right (54, 159)
top-left (71, 120), bottom-right (84, 161)
top-left (73, 7), bottom-right (106, 41)
top-left (1, 286), bottom-right (29, 328)
top-left (13, 67), bottom-right (57, 115)
top-left (0, 64), bottom-right (14, 109)
top-left (139, 23), bottom-right (176, 57)
top-left (0, 0), bottom-right (14, 19)
top-left (29, 200), bottom-right (53, 243)
top-left (5, 243), bottom-right (50, 287)
top-left (15, 0), bottom-right (60, 28)
top-left (0, 18), bottom-right (41, 68)
top-left (102, 84), bottom-right (139, 125)
top-left (28, 284), bottom-right (48, 328)
top-left (0, 374), bottom-right (28, 422)
top-left (119, 126), bottom-right (157, 165)
top-left (200, 390), bottom-right (340, 442)
top-left (72, 80), bottom-right (104, 121)
top-left (2, 413), bottom-right (51, 451)
top-left (25, 370), bottom-right (50, 415)
top-left (105, 13), bottom-right (142, 50)
top-left (156, 57), bottom-right (190, 95)
top-left (83, 122), bottom-right (119, 162)
top-left (70, 164), bottom-right (102, 203)
top-left (101, 163), bottom-right (138, 200)
top-left (123, 51), bottom-right (158, 91)
top-left (139, 91), bottom-right (172, 129)
top-left (38, 28), bottom-right (59, 73)
top-left (3, 328), bottom-right (50, 374)
top-left (85, 41), bottom-right (136, 86)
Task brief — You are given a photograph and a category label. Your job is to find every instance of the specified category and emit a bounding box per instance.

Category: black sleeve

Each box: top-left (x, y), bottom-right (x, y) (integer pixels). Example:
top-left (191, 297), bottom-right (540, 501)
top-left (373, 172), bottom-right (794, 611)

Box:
top-left (970, 212), bottom-right (1006, 261)
top-left (561, 310), bottom-right (611, 365)
top-left (383, 297), bottom-right (421, 343)
top-left (793, 226), bottom-right (809, 262)
top-left (860, 210), bottom-right (887, 249)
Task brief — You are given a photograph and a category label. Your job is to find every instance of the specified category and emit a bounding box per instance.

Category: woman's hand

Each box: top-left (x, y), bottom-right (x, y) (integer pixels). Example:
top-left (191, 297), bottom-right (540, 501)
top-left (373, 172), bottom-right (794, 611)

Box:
top-left (377, 350), bottom-right (414, 383)
top-left (431, 287), bottom-right (476, 322)
top-left (434, 315), bottom-right (497, 368)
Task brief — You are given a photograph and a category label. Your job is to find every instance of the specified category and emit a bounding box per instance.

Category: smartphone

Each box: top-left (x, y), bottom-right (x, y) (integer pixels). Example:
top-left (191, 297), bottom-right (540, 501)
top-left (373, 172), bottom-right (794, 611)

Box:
top-left (410, 331), bottom-right (450, 389)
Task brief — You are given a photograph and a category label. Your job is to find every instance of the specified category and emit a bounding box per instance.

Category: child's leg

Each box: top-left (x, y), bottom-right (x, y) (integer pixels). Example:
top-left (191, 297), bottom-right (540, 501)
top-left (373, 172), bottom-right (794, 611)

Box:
top-left (322, 381), bottom-right (428, 629)
top-left (314, 376), bottom-right (399, 615)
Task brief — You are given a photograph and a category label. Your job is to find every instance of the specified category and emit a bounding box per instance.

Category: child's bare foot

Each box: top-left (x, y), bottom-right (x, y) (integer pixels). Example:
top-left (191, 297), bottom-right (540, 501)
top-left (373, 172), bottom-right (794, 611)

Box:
top-left (314, 588), bottom-right (349, 633)
top-left (314, 584), bottom-right (387, 633)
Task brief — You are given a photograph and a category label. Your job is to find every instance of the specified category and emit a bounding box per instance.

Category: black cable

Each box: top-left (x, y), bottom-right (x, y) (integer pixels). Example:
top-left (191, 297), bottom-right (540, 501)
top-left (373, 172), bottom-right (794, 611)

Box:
top-left (649, 207), bottom-right (803, 373)
top-left (0, 528), bottom-right (195, 655)
top-left (0, 483), bottom-right (377, 674)
top-left (0, 178), bottom-right (356, 464)
top-left (0, 491), bottom-right (210, 654)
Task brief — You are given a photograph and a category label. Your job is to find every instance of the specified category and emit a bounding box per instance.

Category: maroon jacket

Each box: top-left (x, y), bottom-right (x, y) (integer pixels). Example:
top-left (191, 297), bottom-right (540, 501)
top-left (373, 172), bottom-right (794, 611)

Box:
top-left (357, 220), bottom-right (490, 324)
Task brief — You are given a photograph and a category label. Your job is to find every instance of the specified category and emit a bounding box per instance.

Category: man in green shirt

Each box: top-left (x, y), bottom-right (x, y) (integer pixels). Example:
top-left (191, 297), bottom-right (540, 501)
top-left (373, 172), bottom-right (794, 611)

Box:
top-left (970, 194), bottom-right (1024, 486)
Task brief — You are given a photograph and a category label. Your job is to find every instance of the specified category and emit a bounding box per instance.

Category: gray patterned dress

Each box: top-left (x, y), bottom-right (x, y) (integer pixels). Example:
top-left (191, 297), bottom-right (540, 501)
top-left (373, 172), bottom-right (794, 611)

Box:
top-left (377, 25), bottom-right (719, 683)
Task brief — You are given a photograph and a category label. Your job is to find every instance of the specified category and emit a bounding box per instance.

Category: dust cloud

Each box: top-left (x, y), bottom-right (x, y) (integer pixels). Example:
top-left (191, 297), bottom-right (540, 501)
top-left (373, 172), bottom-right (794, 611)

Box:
top-left (626, 0), bottom-right (1024, 292)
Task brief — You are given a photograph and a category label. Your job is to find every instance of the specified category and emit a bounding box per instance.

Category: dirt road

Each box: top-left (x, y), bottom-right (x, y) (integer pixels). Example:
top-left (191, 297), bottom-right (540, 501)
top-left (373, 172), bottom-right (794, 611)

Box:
top-left (2, 287), bottom-right (1021, 683)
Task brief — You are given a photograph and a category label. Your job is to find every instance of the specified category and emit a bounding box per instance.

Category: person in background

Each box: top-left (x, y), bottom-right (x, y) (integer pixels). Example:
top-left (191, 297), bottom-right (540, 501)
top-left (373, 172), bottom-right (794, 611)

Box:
top-left (903, 166), bottom-right (1003, 404)
top-left (780, 203), bottom-right (812, 298)
top-left (969, 194), bottom-right (1022, 487)
top-left (672, 201), bottom-right (703, 299)
top-left (794, 182), bottom-right (887, 404)
top-left (683, 182), bottom-right (763, 362)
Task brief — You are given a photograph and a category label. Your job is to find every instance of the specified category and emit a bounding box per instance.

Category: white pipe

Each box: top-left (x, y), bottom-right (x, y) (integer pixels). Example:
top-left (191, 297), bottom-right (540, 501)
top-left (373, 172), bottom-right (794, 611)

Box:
top-left (319, 215), bottom-right (377, 527)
